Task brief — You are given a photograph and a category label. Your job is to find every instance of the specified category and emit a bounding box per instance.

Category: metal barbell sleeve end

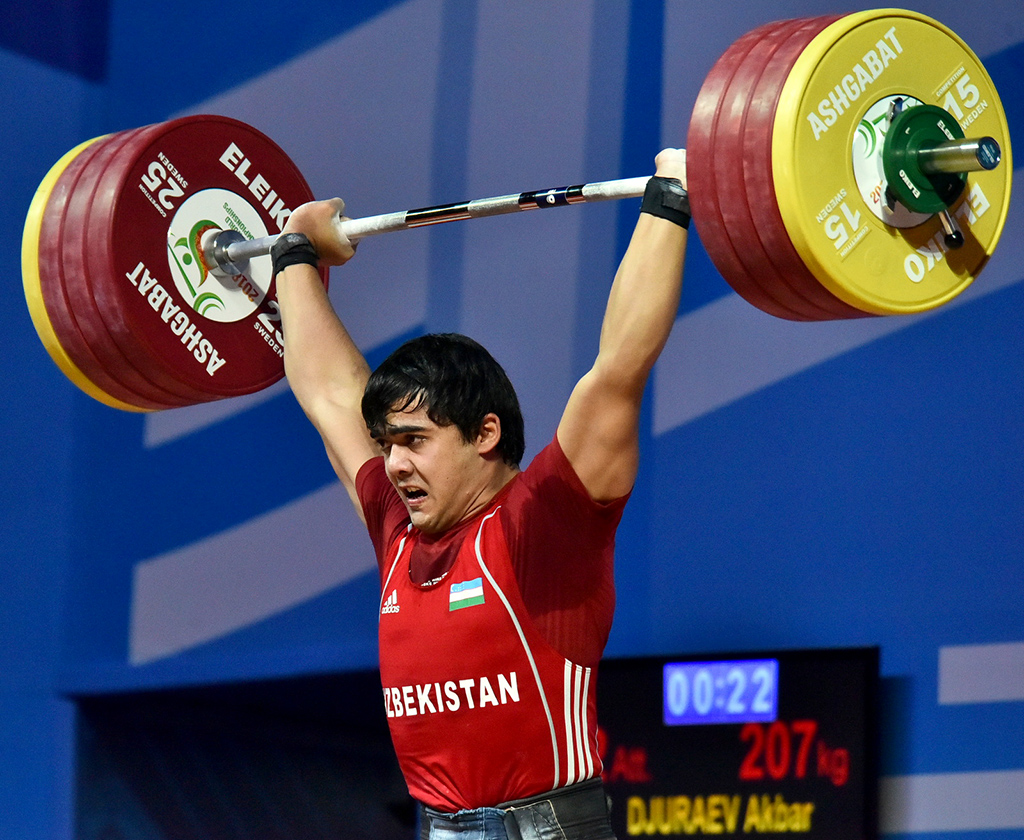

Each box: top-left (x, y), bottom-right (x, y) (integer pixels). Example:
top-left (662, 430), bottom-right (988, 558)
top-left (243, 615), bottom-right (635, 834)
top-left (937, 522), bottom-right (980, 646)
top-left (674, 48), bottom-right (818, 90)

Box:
top-left (206, 176), bottom-right (652, 276)
top-left (918, 136), bottom-right (1002, 175)
top-left (201, 228), bottom-right (255, 278)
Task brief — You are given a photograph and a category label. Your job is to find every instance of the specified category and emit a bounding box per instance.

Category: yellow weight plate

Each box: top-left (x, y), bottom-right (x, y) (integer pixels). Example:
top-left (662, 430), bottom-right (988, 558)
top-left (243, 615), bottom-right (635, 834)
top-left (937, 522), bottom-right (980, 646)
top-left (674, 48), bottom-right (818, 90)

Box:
top-left (22, 135), bottom-right (149, 412)
top-left (772, 9), bottom-right (1012, 315)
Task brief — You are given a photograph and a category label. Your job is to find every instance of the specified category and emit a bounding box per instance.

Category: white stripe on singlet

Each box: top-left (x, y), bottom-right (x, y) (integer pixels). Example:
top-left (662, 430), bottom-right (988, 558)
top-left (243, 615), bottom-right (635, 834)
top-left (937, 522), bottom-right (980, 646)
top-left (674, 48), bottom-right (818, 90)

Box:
top-left (564, 664), bottom-right (576, 783)
top-left (573, 664), bottom-right (586, 781)
top-left (581, 665), bottom-right (596, 777)
top-left (474, 507), bottom-right (562, 790)
top-left (564, 661), bottom-right (595, 785)
top-left (379, 524), bottom-right (412, 619)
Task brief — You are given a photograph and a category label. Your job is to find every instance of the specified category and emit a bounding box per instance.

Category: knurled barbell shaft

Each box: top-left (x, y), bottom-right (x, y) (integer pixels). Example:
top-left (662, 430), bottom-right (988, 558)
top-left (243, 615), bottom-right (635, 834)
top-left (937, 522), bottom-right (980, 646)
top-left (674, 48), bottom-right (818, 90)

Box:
top-left (918, 136), bottom-right (1001, 174)
top-left (213, 175), bottom-right (651, 275)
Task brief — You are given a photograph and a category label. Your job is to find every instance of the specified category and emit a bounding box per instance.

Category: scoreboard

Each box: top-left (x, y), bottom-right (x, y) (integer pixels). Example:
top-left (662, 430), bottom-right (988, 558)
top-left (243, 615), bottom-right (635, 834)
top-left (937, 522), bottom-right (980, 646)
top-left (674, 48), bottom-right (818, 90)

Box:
top-left (597, 647), bottom-right (879, 839)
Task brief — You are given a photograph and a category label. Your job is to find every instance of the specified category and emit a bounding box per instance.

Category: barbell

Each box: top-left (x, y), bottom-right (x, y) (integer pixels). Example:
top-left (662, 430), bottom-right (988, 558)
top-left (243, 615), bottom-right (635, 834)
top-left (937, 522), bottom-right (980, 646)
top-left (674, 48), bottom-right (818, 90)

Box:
top-left (21, 8), bottom-right (1012, 412)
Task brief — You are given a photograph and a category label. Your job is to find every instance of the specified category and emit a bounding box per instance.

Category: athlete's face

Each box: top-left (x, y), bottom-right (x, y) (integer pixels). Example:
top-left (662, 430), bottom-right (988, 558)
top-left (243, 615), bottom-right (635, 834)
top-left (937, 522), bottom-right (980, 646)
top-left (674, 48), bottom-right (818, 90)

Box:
top-left (375, 405), bottom-right (495, 534)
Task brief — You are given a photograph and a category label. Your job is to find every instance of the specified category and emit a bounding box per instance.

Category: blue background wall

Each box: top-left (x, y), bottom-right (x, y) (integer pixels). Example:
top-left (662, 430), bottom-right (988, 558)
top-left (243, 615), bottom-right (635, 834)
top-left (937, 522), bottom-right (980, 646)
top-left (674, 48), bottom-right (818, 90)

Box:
top-left (1, 1), bottom-right (1021, 837)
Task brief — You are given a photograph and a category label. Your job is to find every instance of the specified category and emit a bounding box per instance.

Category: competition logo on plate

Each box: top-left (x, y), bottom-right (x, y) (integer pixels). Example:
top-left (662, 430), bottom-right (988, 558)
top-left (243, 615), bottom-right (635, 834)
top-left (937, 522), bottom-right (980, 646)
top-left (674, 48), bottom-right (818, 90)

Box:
top-left (166, 188), bottom-right (271, 323)
top-left (852, 94), bottom-right (930, 229)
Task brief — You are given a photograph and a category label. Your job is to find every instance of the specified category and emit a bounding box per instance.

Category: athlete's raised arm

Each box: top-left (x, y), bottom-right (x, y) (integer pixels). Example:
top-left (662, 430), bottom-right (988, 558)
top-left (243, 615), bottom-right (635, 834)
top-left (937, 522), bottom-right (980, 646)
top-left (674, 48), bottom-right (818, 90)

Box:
top-left (557, 149), bottom-right (689, 501)
top-left (274, 199), bottom-right (380, 518)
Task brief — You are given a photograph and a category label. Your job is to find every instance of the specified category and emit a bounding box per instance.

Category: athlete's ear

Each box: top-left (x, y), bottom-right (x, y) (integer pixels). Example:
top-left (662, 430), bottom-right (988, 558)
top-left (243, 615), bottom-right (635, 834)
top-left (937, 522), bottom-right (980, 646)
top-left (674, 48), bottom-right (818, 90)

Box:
top-left (475, 413), bottom-right (502, 455)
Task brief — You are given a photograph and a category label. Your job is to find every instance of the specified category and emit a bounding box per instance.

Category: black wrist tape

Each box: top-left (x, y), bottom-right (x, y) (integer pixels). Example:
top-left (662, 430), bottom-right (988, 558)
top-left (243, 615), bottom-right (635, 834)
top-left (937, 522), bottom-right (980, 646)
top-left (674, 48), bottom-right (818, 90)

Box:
top-left (641, 176), bottom-right (691, 229)
top-left (271, 232), bottom-right (320, 276)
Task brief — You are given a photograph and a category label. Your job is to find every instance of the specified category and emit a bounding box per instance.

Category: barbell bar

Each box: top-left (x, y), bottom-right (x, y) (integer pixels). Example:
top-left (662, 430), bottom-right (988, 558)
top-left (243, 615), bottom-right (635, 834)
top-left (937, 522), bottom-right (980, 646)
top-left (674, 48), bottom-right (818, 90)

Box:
top-left (205, 176), bottom-right (651, 278)
top-left (21, 8), bottom-right (1013, 412)
top-left (204, 132), bottom-right (997, 280)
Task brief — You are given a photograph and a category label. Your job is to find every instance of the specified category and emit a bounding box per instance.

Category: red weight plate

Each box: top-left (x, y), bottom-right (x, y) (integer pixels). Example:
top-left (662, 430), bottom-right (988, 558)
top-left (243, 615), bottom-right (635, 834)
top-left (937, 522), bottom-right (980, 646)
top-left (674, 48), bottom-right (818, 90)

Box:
top-left (31, 133), bottom-right (157, 410)
top-left (59, 123), bottom-right (202, 406)
top-left (63, 127), bottom-right (203, 406)
top-left (688, 23), bottom-right (807, 320)
top-left (707, 17), bottom-right (833, 321)
top-left (22, 136), bottom-right (122, 407)
top-left (36, 130), bottom-right (180, 410)
top-left (69, 121), bottom-right (213, 404)
top-left (89, 114), bottom-right (324, 400)
top-left (78, 121), bottom-right (221, 404)
top-left (730, 15), bottom-right (864, 320)
top-left (740, 15), bottom-right (872, 320)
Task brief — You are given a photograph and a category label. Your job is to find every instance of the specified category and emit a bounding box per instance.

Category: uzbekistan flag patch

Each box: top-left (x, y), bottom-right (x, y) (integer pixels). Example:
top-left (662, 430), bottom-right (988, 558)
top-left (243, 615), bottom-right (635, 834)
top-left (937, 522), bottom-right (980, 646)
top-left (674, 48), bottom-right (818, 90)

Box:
top-left (449, 577), bottom-right (485, 611)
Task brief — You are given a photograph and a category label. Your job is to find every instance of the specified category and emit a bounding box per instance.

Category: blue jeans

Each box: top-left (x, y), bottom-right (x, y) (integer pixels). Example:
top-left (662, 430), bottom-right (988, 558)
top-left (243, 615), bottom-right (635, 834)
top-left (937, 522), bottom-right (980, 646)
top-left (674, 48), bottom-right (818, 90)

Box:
top-left (420, 807), bottom-right (510, 840)
top-left (418, 779), bottom-right (617, 840)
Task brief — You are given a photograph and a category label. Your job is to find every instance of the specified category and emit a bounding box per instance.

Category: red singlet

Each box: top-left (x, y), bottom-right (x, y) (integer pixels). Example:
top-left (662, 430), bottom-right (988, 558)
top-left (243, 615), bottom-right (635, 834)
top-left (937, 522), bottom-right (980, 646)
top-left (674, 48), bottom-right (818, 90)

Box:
top-left (357, 436), bottom-right (627, 810)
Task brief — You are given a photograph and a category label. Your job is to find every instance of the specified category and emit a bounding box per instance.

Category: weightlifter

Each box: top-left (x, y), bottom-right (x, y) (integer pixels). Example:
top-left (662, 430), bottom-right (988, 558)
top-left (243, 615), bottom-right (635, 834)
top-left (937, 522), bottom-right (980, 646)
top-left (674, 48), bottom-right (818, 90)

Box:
top-left (273, 148), bottom-right (689, 840)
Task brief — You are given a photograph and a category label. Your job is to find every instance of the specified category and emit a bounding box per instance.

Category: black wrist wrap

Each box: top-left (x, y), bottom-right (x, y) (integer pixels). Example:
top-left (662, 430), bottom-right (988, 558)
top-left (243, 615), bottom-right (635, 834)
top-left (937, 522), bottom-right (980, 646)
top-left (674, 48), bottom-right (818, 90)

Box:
top-left (640, 176), bottom-right (691, 229)
top-left (271, 232), bottom-right (320, 276)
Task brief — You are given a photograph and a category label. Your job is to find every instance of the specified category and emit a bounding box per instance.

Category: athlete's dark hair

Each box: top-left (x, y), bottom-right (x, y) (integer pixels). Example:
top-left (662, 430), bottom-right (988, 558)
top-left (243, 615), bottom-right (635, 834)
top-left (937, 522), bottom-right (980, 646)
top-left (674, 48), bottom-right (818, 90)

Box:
top-left (362, 333), bottom-right (525, 467)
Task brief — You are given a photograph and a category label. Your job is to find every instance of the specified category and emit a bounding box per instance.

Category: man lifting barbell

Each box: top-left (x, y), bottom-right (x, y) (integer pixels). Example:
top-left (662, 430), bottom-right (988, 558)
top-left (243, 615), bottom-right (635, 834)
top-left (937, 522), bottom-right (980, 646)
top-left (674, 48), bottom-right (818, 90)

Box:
top-left (273, 148), bottom-right (689, 840)
top-left (17, 9), bottom-right (1012, 835)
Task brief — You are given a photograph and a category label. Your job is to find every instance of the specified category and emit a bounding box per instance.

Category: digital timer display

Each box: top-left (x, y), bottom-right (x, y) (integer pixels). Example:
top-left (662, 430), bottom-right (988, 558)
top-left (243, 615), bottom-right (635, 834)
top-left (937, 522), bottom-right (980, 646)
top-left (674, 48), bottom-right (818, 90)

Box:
top-left (598, 647), bottom-right (879, 840)
top-left (663, 659), bottom-right (778, 725)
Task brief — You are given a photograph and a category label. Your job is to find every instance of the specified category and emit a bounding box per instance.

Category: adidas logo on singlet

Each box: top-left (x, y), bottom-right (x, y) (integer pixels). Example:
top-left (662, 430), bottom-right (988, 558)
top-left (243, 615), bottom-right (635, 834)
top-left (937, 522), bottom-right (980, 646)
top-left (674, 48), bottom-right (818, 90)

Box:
top-left (381, 589), bottom-right (400, 614)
